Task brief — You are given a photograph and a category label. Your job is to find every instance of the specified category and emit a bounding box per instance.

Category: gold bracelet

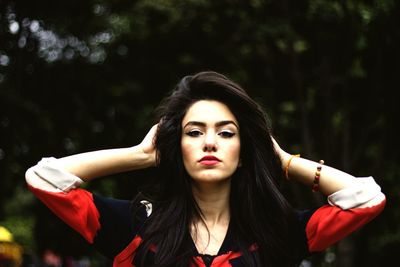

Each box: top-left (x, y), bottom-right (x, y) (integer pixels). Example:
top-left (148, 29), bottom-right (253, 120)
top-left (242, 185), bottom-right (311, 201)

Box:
top-left (284, 154), bottom-right (300, 180)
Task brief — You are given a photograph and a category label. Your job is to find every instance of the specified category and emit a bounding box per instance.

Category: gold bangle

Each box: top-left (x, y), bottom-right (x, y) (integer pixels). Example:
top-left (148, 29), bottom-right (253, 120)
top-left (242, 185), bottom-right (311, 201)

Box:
top-left (284, 154), bottom-right (300, 180)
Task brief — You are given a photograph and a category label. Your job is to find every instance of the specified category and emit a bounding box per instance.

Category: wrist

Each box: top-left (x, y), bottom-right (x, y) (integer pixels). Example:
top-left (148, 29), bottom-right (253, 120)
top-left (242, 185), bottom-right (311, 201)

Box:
top-left (283, 153), bottom-right (300, 180)
top-left (130, 145), bottom-right (156, 169)
top-left (280, 151), bottom-right (292, 170)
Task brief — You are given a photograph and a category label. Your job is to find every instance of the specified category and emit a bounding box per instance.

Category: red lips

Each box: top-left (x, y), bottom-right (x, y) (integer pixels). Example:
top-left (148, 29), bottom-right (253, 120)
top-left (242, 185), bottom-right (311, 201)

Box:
top-left (199, 155), bottom-right (221, 165)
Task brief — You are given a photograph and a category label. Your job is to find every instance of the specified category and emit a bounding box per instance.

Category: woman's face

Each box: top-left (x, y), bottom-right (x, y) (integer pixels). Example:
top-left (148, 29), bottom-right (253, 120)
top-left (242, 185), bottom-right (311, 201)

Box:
top-left (181, 100), bottom-right (241, 183)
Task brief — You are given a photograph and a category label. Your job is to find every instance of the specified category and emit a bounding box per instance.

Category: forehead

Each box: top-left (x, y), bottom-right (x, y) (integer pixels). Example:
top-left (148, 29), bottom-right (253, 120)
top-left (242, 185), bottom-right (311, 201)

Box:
top-left (182, 100), bottom-right (238, 125)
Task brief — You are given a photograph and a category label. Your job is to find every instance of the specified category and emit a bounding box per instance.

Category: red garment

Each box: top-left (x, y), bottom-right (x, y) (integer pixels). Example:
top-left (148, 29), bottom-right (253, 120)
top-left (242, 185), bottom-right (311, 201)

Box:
top-left (28, 185), bottom-right (385, 266)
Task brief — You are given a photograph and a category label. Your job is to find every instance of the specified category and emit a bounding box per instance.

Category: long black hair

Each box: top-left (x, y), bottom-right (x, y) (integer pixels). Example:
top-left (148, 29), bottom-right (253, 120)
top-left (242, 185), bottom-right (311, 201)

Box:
top-left (133, 71), bottom-right (302, 266)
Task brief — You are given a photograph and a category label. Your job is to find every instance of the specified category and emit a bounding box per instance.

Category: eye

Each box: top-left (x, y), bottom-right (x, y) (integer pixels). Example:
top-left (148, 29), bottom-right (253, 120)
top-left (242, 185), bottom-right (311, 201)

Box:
top-left (218, 130), bottom-right (235, 138)
top-left (186, 129), bottom-right (203, 137)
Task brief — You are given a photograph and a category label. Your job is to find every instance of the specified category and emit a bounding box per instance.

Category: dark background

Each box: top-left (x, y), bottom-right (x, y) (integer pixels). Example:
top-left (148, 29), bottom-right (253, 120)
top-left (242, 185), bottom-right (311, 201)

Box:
top-left (1, 1), bottom-right (399, 266)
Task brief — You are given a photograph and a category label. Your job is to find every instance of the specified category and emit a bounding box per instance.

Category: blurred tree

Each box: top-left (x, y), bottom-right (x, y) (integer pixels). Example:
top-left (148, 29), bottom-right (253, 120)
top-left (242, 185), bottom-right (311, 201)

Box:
top-left (1, 0), bottom-right (399, 266)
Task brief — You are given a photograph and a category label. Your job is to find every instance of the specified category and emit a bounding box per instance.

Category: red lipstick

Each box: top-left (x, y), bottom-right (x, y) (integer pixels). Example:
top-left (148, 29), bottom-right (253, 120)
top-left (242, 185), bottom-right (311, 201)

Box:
top-left (199, 156), bottom-right (221, 166)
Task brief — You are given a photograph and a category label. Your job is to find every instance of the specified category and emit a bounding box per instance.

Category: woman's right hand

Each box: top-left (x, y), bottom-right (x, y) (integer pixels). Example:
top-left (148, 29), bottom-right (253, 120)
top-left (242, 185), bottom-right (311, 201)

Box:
top-left (137, 124), bottom-right (158, 167)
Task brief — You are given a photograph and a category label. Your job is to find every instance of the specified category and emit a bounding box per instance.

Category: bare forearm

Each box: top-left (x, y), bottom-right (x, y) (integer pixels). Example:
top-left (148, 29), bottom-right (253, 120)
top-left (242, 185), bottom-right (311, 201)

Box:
top-left (55, 145), bottom-right (154, 181)
top-left (281, 151), bottom-right (355, 195)
top-left (26, 124), bottom-right (158, 192)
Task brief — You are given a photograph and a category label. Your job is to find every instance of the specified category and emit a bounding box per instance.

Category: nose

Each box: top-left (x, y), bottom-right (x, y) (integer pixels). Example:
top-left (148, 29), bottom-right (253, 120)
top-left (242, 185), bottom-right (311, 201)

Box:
top-left (203, 131), bottom-right (217, 152)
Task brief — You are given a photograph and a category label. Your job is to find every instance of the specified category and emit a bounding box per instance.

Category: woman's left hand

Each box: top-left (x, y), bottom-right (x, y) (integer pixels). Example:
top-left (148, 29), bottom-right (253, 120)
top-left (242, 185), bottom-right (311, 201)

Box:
top-left (271, 137), bottom-right (287, 162)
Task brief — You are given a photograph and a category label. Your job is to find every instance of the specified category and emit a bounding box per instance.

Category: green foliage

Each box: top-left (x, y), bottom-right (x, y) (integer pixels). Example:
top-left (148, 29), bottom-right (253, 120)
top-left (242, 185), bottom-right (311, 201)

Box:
top-left (0, 217), bottom-right (35, 252)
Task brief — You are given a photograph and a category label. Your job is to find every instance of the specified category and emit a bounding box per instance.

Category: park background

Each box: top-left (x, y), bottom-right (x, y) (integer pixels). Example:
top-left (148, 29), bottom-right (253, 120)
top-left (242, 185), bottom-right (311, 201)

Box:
top-left (0, 0), bottom-right (399, 266)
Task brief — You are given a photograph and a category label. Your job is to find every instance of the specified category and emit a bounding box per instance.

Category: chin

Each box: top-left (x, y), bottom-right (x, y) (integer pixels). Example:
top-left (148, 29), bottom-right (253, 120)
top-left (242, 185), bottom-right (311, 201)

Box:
top-left (191, 173), bottom-right (232, 184)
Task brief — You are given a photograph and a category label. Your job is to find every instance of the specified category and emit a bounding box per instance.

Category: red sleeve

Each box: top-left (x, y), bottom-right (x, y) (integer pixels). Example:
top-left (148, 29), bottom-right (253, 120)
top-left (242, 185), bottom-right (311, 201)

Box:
top-left (306, 199), bottom-right (386, 252)
top-left (28, 185), bottom-right (100, 244)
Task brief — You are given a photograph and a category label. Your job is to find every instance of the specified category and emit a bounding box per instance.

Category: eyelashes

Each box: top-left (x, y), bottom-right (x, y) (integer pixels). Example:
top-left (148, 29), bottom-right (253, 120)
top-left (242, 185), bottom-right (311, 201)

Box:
top-left (186, 130), bottom-right (202, 137)
top-left (218, 131), bottom-right (235, 138)
top-left (185, 129), bottom-right (236, 138)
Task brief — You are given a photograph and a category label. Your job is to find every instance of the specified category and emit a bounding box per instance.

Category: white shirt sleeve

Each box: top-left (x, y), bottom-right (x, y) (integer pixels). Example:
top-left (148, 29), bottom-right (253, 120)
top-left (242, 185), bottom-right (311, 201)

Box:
top-left (327, 176), bottom-right (383, 210)
top-left (25, 157), bottom-right (84, 193)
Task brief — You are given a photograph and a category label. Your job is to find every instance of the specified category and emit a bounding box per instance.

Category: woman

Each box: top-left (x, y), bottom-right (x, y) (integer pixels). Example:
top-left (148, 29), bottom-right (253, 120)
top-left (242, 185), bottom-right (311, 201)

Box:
top-left (25, 71), bottom-right (385, 267)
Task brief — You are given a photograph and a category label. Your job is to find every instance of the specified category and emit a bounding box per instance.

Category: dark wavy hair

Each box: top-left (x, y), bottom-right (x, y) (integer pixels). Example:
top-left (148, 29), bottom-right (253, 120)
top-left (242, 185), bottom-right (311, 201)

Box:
top-left (133, 71), bottom-right (302, 266)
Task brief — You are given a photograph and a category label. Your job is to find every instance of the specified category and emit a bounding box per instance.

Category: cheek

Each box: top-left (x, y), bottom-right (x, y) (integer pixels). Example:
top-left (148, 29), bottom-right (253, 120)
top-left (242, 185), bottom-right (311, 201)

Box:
top-left (181, 141), bottom-right (199, 177)
top-left (181, 139), bottom-right (196, 164)
top-left (233, 149), bottom-right (241, 166)
top-left (229, 142), bottom-right (241, 161)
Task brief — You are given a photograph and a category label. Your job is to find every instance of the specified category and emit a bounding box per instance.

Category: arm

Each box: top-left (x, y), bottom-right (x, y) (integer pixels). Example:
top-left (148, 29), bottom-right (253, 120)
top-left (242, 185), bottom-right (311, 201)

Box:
top-left (25, 124), bottom-right (158, 191)
top-left (47, 124), bottom-right (157, 181)
top-left (273, 138), bottom-right (354, 196)
top-left (24, 125), bottom-right (158, 247)
top-left (272, 138), bottom-right (386, 252)
top-left (50, 140), bottom-right (155, 181)
top-left (273, 138), bottom-right (385, 209)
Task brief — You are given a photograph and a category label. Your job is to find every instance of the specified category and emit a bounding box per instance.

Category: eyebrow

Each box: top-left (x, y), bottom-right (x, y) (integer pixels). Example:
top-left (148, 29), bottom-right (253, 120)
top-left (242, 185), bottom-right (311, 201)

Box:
top-left (183, 120), bottom-right (239, 129)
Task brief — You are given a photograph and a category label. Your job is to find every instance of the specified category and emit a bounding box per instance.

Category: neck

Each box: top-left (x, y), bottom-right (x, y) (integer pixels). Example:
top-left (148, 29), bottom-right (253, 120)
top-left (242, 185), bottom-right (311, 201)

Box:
top-left (191, 179), bottom-right (231, 226)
